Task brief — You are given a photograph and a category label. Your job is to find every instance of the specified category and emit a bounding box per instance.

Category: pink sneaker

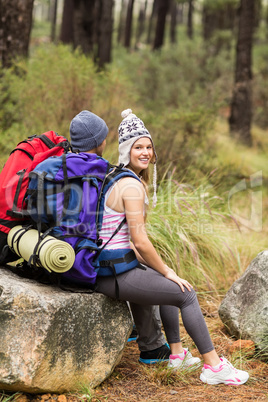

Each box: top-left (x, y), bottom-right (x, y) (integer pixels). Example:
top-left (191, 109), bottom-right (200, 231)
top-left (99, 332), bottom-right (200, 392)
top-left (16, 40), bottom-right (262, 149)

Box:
top-left (167, 348), bottom-right (201, 370)
top-left (200, 357), bottom-right (249, 385)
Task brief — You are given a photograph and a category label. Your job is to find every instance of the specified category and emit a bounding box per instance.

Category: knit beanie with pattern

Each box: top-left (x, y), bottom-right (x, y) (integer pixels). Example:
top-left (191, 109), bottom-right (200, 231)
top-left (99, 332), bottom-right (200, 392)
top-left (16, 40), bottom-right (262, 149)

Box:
top-left (118, 108), bottom-right (157, 207)
top-left (70, 110), bottom-right (108, 152)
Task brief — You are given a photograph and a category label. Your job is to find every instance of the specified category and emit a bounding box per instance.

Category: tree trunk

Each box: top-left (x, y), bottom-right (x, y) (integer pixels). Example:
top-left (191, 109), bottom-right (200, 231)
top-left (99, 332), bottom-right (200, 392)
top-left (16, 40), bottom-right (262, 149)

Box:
top-left (153, 0), bottom-right (170, 50)
top-left (73, 0), bottom-right (96, 54)
top-left (124, 0), bottom-right (135, 48)
top-left (60, 0), bottom-right (74, 44)
top-left (0, 0), bottom-right (34, 68)
top-left (46, 0), bottom-right (51, 22)
top-left (229, 0), bottom-right (255, 146)
top-left (254, 0), bottom-right (262, 28)
top-left (147, 0), bottom-right (158, 45)
top-left (202, 4), bottom-right (216, 40)
top-left (267, 5), bottom-right (268, 40)
top-left (96, 0), bottom-right (114, 68)
top-left (50, 0), bottom-right (58, 43)
top-left (170, 0), bottom-right (177, 44)
top-left (187, 0), bottom-right (193, 39)
top-left (177, 3), bottom-right (184, 25)
top-left (225, 2), bottom-right (238, 31)
top-left (135, 0), bottom-right (148, 48)
top-left (117, 0), bottom-right (126, 45)
top-left (202, 1), bottom-right (238, 40)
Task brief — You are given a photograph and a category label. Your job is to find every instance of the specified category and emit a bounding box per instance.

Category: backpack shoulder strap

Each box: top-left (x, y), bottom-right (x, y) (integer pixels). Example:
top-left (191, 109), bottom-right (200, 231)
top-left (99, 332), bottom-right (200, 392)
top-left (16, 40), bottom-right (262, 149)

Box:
top-left (38, 134), bottom-right (57, 149)
top-left (95, 164), bottom-right (140, 241)
top-left (103, 164), bottom-right (140, 194)
top-left (38, 134), bottom-right (71, 152)
top-left (99, 217), bottom-right (127, 252)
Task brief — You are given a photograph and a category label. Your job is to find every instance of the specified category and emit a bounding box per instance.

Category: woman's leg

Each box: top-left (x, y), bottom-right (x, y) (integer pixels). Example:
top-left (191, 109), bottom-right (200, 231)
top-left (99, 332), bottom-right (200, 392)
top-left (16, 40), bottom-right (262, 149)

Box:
top-left (159, 305), bottom-right (183, 354)
top-left (97, 267), bottom-right (249, 384)
top-left (97, 266), bottom-right (214, 356)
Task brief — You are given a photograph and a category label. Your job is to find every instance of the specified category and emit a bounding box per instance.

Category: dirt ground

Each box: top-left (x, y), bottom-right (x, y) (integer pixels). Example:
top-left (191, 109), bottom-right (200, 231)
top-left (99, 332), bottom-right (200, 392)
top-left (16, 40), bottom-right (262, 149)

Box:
top-left (14, 312), bottom-right (268, 402)
top-left (92, 343), bottom-right (268, 401)
top-left (89, 315), bottom-right (268, 402)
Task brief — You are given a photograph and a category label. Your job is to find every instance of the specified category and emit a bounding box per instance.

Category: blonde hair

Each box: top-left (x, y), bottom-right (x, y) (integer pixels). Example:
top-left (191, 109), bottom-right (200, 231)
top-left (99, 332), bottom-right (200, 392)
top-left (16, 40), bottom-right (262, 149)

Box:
top-left (126, 137), bottom-right (157, 210)
top-left (140, 168), bottom-right (149, 185)
top-left (126, 165), bottom-right (150, 220)
top-left (140, 170), bottom-right (149, 221)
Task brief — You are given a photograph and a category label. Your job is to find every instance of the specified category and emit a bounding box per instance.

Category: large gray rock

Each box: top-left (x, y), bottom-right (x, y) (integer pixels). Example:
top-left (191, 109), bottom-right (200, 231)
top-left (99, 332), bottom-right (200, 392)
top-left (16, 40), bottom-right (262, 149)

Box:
top-left (219, 250), bottom-right (268, 358)
top-left (0, 268), bottom-right (132, 393)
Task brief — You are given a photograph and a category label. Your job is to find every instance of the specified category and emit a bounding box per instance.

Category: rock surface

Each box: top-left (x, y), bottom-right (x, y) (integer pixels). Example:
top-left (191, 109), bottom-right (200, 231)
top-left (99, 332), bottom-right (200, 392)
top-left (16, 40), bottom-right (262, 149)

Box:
top-left (0, 268), bottom-right (132, 393)
top-left (219, 250), bottom-right (268, 357)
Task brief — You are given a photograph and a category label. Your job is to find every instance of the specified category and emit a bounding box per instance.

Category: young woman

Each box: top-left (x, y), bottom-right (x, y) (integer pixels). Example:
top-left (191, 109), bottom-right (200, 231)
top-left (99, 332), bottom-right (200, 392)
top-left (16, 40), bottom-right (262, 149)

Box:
top-left (96, 109), bottom-right (249, 385)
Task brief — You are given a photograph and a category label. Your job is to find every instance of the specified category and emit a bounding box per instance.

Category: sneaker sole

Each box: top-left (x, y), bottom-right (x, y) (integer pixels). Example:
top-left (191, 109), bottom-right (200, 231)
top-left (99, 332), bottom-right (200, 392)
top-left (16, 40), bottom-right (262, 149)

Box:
top-left (139, 357), bottom-right (169, 364)
top-left (200, 372), bottom-right (249, 385)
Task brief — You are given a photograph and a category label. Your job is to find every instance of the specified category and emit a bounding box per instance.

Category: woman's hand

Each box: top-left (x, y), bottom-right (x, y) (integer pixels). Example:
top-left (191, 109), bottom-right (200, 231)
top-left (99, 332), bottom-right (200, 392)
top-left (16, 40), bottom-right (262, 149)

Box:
top-left (164, 265), bottom-right (193, 292)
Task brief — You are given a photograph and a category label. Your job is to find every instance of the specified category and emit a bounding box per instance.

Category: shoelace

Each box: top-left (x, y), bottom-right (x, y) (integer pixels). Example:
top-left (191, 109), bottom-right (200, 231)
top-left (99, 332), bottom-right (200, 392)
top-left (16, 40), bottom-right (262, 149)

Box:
top-left (221, 357), bottom-right (238, 372)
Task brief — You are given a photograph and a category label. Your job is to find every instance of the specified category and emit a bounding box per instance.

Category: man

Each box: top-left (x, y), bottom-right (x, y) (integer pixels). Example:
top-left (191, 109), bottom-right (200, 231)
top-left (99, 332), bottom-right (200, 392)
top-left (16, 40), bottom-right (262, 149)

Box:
top-left (69, 110), bottom-right (170, 364)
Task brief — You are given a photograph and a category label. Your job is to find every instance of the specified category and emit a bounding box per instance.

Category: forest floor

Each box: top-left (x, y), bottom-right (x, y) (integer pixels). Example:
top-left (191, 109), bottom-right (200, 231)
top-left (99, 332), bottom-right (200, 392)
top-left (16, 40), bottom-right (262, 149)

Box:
top-left (14, 299), bottom-right (268, 402)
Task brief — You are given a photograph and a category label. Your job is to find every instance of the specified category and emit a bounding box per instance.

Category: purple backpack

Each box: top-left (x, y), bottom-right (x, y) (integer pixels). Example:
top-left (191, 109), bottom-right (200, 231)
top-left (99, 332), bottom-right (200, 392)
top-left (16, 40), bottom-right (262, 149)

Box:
top-left (26, 152), bottom-right (139, 288)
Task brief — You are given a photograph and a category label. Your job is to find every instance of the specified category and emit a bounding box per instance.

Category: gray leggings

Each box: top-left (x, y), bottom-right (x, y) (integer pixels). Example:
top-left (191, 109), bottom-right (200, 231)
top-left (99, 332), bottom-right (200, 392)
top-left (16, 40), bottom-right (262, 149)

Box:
top-left (96, 266), bottom-right (214, 355)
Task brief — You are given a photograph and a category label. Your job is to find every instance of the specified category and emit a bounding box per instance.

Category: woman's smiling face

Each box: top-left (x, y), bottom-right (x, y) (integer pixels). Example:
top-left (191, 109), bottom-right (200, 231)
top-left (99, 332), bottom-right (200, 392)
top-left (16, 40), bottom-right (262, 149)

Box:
top-left (129, 137), bottom-right (153, 175)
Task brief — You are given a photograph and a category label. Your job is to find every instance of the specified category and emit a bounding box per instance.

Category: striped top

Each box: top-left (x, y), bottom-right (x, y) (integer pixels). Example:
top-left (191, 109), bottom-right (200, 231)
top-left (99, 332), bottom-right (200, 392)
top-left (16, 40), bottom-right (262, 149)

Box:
top-left (99, 181), bottom-right (131, 250)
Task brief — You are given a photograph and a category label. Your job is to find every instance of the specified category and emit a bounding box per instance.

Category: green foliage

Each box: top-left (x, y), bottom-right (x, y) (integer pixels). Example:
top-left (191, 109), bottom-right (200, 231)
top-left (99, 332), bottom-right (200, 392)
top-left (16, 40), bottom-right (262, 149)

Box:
top-left (1, 36), bottom-right (266, 177)
top-left (0, 393), bottom-right (19, 402)
top-left (0, 44), bottom-right (136, 162)
top-left (112, 41), bottom-right (235, 180)
top-left (72, 382), bottom-right (95, 402)
top-left (253, 43), bottom-right (268, 128)
top-left (141, 359), bottom-right (200, 386)
top-left (203, 0), bottom-right (239, 10)
top-left (31, 19), bottom-right (51, 40)
top-left (113, 40), bottom-right (233, 113)
top-left (256, 331), bottom-right (268, 362)
top-left (147, 178), bottom-right (243, 295)
top-left (206, 30), bottom-right (235, 55)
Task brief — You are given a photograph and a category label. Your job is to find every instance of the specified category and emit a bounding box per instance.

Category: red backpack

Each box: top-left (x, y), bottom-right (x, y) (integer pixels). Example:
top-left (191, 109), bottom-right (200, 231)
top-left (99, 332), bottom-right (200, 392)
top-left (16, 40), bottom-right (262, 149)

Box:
top-left (0, 131), bottom-right (70, 262)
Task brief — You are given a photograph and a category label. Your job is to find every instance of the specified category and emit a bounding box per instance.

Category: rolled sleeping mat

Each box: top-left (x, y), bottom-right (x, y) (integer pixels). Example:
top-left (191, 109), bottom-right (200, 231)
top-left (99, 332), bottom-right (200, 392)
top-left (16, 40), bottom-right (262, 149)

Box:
top-left (7, 225), bottom-right (75, 273)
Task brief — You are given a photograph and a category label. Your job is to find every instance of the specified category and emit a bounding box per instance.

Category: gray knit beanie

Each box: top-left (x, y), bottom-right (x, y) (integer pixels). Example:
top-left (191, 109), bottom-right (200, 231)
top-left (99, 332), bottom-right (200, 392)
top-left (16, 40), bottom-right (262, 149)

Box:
top-left (70, 110), bottom-right (108, 152)
top-left (118, 108), bottom-right (158, 207)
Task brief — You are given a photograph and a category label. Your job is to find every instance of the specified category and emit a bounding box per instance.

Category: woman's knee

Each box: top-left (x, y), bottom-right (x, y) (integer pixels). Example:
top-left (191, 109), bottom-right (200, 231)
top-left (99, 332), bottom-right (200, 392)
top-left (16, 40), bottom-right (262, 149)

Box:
top-left (180, 287), bottom-right (198, 306)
